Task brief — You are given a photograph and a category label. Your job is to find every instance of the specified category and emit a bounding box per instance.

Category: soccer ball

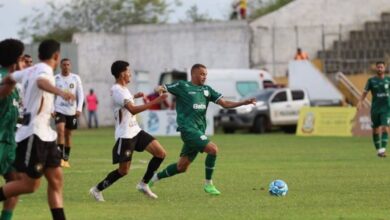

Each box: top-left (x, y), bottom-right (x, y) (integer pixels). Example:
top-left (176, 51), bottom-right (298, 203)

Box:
top-left (269, 180), bottom-right (288, 196)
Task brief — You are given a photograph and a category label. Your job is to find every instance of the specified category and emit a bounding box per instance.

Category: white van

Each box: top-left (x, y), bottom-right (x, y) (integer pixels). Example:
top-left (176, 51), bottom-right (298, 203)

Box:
top-left (158, 68), bottom-right (276, 117)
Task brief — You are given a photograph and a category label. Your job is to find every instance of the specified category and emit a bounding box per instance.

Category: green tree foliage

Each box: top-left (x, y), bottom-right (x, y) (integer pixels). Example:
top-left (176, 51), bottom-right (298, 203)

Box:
top-left (19, 0), bottom-right (173, 42)
top-left (249, 0), bottom-right (294, 20)
top-left (184, 5), bottom-right (212, 23)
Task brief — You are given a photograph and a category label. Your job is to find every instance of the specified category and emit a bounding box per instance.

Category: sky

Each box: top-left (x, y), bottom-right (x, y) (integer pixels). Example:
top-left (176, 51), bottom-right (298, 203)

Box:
top-left (0, 0), bottom-right (232, 42)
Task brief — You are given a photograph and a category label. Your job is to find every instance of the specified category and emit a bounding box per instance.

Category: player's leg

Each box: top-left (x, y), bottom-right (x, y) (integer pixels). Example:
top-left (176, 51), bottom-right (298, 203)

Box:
top-left (63, 115), bottom-right (78, 168)
top-left (44, 167), bottom-right (65, 220)
top-left (377, 113), bottom-right (389, 157)
top-left (87, 111), bottom-right (92, 128)
top-left (1, 172), bottom-right (19, 220)
top-left (90, 139), bottom-right (133, 201)
top-left (380, 126), bottom-right (389, 157)
top-left (55, 113), bottom-right (66, 164)
top-left (203, 141), bottom-right (221, 195)
top-left (371, 113), bottom-right (382, 154)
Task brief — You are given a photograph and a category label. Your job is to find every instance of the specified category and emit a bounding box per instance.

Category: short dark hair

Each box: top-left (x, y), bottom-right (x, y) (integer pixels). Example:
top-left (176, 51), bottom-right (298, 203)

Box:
top-left (376, 61), bottom-right (385, 66)
top-left (38, 39), bottom-right (60, 60)
top-left (24, 54), bottom-right (31, 58)
top-left (61, 58), bottom-right (70, 63)
top-left (191, 63), bottom-right (206, 74)
top-left (0, 38), bottom-right (24, 67)
top-left (111, 60), bottom-right (129, 79)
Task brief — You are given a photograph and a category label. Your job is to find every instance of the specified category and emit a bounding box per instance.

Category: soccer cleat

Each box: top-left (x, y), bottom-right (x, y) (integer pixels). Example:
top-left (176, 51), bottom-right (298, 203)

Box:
top-left (61, 160), bottom-right (71, 168)
top-left (377, 152), bottom-right (387, 158)
top-left (204, 183), bottom-right (221, 195)
top-left (89, 187), bottom-right (105, 202)
top-left (136, 182), bottom-right (158, 199)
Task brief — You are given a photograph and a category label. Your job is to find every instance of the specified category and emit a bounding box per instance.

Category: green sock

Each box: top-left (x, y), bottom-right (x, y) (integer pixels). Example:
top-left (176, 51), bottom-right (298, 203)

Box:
top-left (381, 132), bottom-right (388, 149)
top-left (205, 154), bottom-right (217, 180)
top-left (0, 210), bottom-right (13, 220)
top-left (373, 133), bottom-right (381, 150)
top-left (157, 163), bottom-right (179, 179)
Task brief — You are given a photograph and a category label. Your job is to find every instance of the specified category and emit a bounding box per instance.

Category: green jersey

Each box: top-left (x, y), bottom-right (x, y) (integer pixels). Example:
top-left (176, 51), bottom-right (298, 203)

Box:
top-left (165, 80), bottom-right (222, 133)
top-left (364, 76), bottom-right (390, 114)
top-left (0, 67), bottom-right (20, 144)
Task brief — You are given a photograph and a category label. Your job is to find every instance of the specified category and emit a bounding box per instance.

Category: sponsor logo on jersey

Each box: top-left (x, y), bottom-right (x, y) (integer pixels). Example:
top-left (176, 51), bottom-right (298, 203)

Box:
top-left (377, 93), bottom-right (389, 97)
top-left (203, 90), bottom-right (209, 97)
top-left (385, 84), bottom-right (389, 89)
top-left (193, 104), bottom-right (206, 110)
top-left (188, 91), bottom-right (196, 95)
top-left (200, 135), bottom-right (208, 140)
top-left (70, 83), bottom-right (74, 89)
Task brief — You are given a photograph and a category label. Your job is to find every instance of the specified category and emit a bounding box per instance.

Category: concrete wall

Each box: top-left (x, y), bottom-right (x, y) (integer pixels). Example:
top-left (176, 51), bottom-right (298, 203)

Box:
top-left (73, 21), bottom-right (251, 126)
top-left (250, 0), bottom-right (390, 76)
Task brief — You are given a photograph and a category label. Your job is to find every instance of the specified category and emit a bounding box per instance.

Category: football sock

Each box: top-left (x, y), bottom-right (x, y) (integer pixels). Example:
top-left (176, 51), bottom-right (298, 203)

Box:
top-left (50, 208), bottom-right (65, 220)
top-left (381, 132), bottom-right (388, 149)
top-left (58, 144), bottom-right (64, 157)
top-left (373, 133), bottom-right (381, 150)
top-left (157, 163), bottom-right (180, 179)
top-left (205, 154), bottom-right (216, 180)
top-left (142, 157), bottom-right (164, 184)
top-left (96, 169), bottom-right (124, 191)
top-left (0, 210), bottom-right (12, 220)
top-left (64, 146), bottom-right (71, 161)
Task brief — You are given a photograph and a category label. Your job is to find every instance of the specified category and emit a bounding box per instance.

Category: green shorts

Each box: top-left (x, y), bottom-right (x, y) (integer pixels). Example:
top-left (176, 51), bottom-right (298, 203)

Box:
top-left (180, 129), bottom-right (210, 162)
top-left (0, 142), bottom-right (16, 175)
top-left (371, 112), bottom-right (390, 128)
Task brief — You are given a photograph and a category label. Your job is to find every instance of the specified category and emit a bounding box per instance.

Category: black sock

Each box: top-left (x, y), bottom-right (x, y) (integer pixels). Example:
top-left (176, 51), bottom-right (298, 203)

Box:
top-left (96, 170), bottom-right (124, 191)
top-left (50, 208), bottom-right (65, 220)
top-left (142, 157), bottom-right (164, 183)
top-left (58, 144), bottom-right (64, 158)
top-left (0, 187), bottom-right (6, 201)
top-left (64, 146), bottom-right (71, 161)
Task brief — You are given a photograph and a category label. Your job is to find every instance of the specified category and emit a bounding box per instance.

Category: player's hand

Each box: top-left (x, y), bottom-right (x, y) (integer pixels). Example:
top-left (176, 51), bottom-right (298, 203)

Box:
top-left (134, 92), bottom-right (144, 99)
top-left (243, 98), bottom-right (256, 105)
top-left (51, 112), bottom-right (56, 118)
top-left (76, 111), bottom-right (81, 118)
top-left (356, 101), bottom-right (363, 111)
top-left (155, 86), bottom-right (167, 95)
top-left (60, 91), bottom-right (75, 102)
top-left (158, 93), bottom-right (168, 101)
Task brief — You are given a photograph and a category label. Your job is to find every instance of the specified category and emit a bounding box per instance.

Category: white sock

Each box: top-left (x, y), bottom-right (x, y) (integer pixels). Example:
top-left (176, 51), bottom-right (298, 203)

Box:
top-left (205, 179), bottom-right (213, 185)
top-left (378, 148), bottom-right (386, 154)
top-left (150, 173), bottom-right (159, 183)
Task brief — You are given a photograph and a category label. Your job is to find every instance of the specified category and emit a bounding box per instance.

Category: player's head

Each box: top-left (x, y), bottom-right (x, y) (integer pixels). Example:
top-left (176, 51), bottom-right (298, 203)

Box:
top-left (0, 38), bottom-right (25, 69)
top-left (111, 60), bottom-right (131, 84)
top-left (38, 39), bottom-right (61, 68)
top-left (191, 63), bottom-right (207, 85)
top-left (90, 89), bottom-right (94, 94)
top-left (24, 54), bottom-right (33, 67)
top-left (60, 58), bottom-right (71, 75)
top-left (376, 61), bottom-right (385, 74)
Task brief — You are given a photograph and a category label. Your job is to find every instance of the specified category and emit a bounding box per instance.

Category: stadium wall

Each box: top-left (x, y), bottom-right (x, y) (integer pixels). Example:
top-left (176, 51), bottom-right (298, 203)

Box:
top-left (73, 21), bottom-right (251, 126)
top-left (250, 0), bottom-right (390, 76)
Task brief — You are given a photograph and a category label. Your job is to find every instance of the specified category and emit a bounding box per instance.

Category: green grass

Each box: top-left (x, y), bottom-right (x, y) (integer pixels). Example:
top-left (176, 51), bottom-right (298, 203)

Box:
top-left (6, 128), bottom-right (390, 219)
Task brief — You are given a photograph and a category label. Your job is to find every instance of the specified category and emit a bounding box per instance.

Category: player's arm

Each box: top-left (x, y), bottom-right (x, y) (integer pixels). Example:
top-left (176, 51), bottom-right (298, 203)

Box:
top-left (124, 93), bottom-right (168, 115)
top-left (76, 76), bottom-right (85, 117)
top-left (37, 77), bottom-right (75, 101)
top-left (133, 92), bottom-right (145, 99)
top-left (357, 90), bottom-right (368, 111)
top-left (217, 97), bottom-right (256, 109)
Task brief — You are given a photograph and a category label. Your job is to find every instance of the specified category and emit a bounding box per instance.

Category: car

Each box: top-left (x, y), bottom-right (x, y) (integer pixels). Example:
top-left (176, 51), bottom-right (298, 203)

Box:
top-left (217, 88), bottom-right (310, 134)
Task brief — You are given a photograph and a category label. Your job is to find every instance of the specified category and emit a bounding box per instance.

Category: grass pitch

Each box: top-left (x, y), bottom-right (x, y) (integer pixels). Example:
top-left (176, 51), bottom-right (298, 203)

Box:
top-left (7, 128), bottom-right (390, 219)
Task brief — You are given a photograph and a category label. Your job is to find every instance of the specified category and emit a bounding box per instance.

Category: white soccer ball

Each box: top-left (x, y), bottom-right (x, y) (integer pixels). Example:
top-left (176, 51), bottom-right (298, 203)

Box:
top-left (269, 179), bottom-right (288, 196)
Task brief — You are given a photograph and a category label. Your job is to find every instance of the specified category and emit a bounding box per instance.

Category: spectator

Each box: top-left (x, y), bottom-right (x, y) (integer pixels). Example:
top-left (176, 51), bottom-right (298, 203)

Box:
top-left (239, 0), bottom-right (247, 19)
top-left (294, 48), bottom-right (309, 60)
top-left (86, 89), bottom-right (99, 128)
top-left (23, 54), bottom-right (33, 67)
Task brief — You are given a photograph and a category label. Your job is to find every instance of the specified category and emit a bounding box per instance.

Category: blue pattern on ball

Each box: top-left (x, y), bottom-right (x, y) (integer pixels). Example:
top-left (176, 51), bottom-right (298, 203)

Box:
top-left (269, 180), bottom-right (288, 196)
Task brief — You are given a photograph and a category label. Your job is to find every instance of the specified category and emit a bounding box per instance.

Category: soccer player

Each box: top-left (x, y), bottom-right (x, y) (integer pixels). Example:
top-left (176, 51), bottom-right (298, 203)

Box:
top-left (150, 63), bottom-right (256, 195)
top-left (0, 38), bottom-right (24, 220)
top-left (0, 39), bottom-right (74, 220)
top-left (89, 60), bottom-right (167, 201)
top-left (23, 54), bottom-right (33, 68)
top-left (358, 61), bottom-right (390, 158)
top-left (54, 58), bottom-right (84, 168)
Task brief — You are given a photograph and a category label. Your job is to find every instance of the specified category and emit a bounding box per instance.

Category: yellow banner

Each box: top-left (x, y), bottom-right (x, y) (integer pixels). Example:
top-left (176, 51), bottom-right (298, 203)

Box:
top-left (296, 107), bottom-right (357, 137)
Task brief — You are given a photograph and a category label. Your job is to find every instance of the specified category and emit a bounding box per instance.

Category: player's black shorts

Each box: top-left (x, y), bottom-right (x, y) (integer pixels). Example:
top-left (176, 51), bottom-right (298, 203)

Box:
top-left (13, 135), bottom-right (61, 179)
top-left (112, 130), bottom-right (155, 164)
top-left (54, 112), bottom-right (78, 130)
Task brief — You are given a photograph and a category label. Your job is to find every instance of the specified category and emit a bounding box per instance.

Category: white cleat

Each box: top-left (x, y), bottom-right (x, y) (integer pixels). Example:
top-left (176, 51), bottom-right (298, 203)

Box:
top-left (136, 182), bottom-right (158, 199)
top-left (89, 186), bottom-right (105, 202)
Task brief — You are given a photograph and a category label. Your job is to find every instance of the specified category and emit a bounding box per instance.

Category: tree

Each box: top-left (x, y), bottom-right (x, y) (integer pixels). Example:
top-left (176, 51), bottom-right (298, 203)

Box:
top-left (19, 0), bottom-right (173, 42)
top-left (184, 5), bottom-right (212, 23)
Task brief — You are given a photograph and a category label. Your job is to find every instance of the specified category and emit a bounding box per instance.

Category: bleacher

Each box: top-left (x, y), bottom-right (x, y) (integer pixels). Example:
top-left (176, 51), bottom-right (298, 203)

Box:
top-left (318, 12), bottom-right (390, 74)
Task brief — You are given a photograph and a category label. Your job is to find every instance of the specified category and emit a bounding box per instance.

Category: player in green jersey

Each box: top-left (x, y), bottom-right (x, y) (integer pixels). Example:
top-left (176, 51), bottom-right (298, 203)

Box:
top-left (150, 64), bottom-right (256, 195)
top-left (0, 39), bottom-right (24, 220)
top-left (358, 61), bottom-right (390, 157)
